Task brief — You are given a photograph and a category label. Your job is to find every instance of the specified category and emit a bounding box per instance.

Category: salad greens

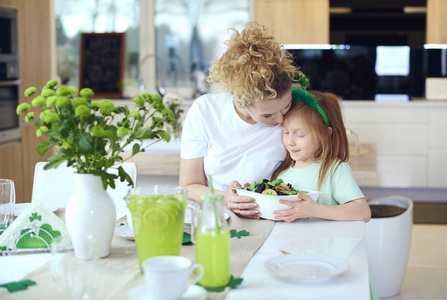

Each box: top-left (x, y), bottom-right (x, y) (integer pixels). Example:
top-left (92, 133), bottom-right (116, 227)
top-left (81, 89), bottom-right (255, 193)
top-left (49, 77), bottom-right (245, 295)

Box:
top-left (242, 179), bottom-right (309, 196)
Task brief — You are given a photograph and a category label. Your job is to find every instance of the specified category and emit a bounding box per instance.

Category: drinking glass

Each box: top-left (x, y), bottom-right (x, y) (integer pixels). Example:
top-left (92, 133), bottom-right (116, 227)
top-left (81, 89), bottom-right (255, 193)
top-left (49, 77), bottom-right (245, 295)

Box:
top-left (51, 235), bottom-right (99, 300)
top-left (125, 185), bottom-right (199, 270)
top-left (0, 179), bottom-right (15, 234)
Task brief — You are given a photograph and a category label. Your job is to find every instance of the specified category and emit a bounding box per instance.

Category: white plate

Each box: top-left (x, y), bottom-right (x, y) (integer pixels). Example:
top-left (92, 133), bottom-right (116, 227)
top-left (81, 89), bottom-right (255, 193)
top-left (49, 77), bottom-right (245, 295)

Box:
top-left (264, 254), bottom-right (349, 283)
top-left (7, 203), bottom-right (58, 217)
top-left (115, 224), bottom-right (135, 240)
top-left (126, 284), bottom-right (207, 300)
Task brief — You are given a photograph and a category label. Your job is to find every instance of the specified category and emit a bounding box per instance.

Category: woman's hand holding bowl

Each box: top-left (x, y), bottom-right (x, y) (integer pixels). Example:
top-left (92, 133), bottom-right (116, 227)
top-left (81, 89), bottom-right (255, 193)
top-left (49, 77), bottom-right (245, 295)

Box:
top-left (226, 180), bottom-right (260, 219)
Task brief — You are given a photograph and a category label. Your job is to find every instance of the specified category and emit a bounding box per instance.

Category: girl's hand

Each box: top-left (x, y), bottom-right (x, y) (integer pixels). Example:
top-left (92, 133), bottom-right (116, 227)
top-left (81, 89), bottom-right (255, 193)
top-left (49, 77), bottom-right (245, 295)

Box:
top-left (273, 193), bottom-right (317, 222)
top-left (226, 180), bottom-right (260, 219)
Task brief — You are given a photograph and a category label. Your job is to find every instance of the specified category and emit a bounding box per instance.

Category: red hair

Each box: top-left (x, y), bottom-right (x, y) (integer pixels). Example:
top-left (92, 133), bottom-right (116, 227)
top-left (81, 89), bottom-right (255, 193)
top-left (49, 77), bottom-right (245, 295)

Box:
top-left (272, 90), bottom-right (349, 189)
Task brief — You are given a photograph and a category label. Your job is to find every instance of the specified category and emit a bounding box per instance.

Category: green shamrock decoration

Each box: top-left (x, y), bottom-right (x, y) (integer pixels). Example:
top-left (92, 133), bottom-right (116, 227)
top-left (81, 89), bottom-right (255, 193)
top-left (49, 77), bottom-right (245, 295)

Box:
top-left (29, 213), bottom-right (42, 222)
top-left (198, 275), bottom-right (244, 292)
top-left (230, 229), bottom-right (250, 239)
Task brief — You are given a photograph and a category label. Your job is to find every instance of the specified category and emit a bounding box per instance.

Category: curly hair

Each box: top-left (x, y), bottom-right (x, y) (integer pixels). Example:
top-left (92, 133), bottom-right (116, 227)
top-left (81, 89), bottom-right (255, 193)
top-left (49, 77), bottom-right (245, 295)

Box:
top-left (207, 22), bottom-right (297, 106)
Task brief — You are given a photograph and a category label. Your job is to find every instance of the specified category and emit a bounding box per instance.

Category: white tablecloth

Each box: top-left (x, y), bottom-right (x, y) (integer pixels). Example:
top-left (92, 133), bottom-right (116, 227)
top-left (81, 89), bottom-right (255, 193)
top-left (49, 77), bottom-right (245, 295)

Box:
top-left (0, 219), bottom-right (370, 300)
top-left (227, 220), bottom-right (370, 300)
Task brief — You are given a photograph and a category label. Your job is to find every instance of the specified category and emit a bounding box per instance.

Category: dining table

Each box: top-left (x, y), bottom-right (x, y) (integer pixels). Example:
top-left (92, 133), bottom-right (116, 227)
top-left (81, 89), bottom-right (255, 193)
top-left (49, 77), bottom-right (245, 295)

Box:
top-left (0, 208), bottom-right (371, 300)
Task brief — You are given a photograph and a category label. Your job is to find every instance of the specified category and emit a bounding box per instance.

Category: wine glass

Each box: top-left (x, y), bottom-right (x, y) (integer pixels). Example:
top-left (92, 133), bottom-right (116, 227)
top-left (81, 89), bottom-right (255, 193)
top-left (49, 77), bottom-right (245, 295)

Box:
top-left (51, 235), bottom-right (100, 299)
top-left (0, 179), bottom-right (15, 234)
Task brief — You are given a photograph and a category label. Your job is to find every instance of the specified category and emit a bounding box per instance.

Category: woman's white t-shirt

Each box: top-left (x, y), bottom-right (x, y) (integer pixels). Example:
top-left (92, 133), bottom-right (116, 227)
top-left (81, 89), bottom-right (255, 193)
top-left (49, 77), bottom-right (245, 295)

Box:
top-left (181, 93), bottom-right (287, 191)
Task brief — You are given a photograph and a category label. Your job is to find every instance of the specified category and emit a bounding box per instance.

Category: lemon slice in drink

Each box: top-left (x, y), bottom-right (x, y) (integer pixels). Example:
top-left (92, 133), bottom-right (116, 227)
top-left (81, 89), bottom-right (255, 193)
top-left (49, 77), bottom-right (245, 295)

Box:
top-left (143, 208), bottom-right (169, 230)
top-left (161, 205), bottom-right (179, 222)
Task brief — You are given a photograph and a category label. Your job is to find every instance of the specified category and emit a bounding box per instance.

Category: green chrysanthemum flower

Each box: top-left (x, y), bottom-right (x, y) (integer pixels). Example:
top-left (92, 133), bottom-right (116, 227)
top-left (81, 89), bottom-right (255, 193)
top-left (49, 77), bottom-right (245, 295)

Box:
top-left (46, 96), bottom-right (57, 107)
top-left (36, 128), bottom-right (43, 137)
top-left (68, 86), bottom-right (77, 95)
top-left (141, 93), bottom-right (152, 101)
top-left (75, 105), bottom-right (90, 117)
top-left (72, 97), bottom-right (87, 107)
top-left (55, 86), bottom-right (71, 96)
top-left (40, 126), bottom-right (49, 133)
top-left (56, 96), bottom-right (70, 108)
top-left (79, 88), bottom-right (94, 99)
top-left (39, 110), bottom-right (48, 121)
top-left (152, 116), bottom-right (164, 128)
top-left (16, 103), bottom-right (31, 114)
top-left (45, 79), bottom-right (58, 88)
top-left (43, 111), bottom-right (59, 123)
top-left (41, 89), bottom-right (55, 97)
top-left (24, 112), bottom-right (35, 122)
top-left (162, 109), bottom-right (175, 123)
top-left (132, 96), bottom-right (145, 108)
top-left (91, 125), bottom-right (105, 137)
top-left (62, 141), bottom-right (71, 149)
top-left (98, 99), bottom-right (116, 115)
top-left (24, 87), bottom-right (37, 97)
top-left (130, 110), bottom-right (141, 120)
top-left (117, 127), bottom-right (129, 137)
top-left (91, 101), bottom-right (100, 108)
top-left (152, 94), bottom-right (163, 104)
top-left (31, 96), bottom-right (46, 107)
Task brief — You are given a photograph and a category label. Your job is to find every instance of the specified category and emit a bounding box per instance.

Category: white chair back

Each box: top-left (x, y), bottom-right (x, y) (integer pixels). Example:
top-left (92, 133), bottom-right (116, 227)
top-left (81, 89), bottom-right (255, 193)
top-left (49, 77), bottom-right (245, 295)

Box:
top-left (31, 162), bottom-right (137, 220)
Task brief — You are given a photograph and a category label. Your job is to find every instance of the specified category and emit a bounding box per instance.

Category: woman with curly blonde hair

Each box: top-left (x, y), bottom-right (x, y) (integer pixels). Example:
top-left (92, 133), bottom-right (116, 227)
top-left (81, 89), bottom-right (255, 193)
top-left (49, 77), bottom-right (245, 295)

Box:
top-left (180, 22), bottom-right (299, 218)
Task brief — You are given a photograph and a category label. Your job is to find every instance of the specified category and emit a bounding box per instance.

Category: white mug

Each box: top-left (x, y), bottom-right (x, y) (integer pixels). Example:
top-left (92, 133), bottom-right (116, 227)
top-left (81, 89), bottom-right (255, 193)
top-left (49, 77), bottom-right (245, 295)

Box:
top-left (143, 256), bottom-right (203, 300)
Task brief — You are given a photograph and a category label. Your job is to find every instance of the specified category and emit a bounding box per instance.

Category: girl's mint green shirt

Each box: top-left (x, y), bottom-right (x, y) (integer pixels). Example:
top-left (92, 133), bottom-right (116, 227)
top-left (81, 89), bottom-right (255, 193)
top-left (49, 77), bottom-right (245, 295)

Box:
top-left (279, 160), bottom-right (365, 205)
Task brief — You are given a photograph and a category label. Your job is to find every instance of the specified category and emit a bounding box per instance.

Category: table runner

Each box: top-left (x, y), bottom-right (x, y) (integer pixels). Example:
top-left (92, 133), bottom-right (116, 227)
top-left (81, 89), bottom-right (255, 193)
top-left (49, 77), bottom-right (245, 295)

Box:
top-left (1, 209), bottom-right (274, 300)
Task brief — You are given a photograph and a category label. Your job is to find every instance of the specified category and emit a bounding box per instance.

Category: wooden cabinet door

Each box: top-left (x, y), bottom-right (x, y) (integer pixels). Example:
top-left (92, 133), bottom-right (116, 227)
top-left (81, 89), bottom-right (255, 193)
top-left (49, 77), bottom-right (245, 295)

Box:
top-left (427, 0), bottom-right (447, 44)
top-left (252, 0), bottom-right (329, 45)
top-left (0, 142), bottom-right (24, 203)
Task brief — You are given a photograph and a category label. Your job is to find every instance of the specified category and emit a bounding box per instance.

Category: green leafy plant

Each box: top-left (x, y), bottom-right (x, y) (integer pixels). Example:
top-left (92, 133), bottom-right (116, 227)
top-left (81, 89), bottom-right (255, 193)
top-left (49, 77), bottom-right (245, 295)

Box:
top-left (16, 79), bottom-right (174, 190)
top-left (163, 93), bottom-right (184, 140)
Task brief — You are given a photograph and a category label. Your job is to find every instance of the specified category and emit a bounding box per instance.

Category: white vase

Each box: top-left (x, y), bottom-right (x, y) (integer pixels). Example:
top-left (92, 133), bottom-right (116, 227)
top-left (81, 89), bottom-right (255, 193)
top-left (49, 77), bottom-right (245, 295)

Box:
top-left (65, 173), bottom-right (116, 259)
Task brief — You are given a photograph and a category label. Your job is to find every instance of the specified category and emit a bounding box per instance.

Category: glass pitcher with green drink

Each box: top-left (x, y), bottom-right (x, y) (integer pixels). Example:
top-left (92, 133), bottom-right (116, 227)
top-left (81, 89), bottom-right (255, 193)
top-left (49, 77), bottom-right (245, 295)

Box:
top-left (126, 185), bottom-right (199, 270)
top-left (194, 189), bottom-right (231, 288)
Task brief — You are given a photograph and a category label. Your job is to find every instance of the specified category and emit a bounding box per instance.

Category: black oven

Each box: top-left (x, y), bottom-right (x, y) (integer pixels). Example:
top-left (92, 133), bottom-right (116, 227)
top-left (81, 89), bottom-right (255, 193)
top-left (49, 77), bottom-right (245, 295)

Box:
top-left (0, 80), bottom-right (20, 144)
top-left (0, 7), bottom-right (20, 144)
top-left (0, 80), bottom-right (21, 143)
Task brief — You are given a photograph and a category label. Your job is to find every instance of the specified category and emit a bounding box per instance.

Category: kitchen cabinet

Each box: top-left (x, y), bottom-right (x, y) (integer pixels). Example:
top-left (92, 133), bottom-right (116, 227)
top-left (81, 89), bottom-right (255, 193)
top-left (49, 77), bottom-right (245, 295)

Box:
top-left (0, 0), bottom-right (55, 203)
top-left (251, 0), bottom-right (438, 46)
top-left (426, 0), bottom-right (447, 44)
top-left (427, 106), bottom-right (447, 187)
top-left (251, 0), bottom-right (329, 44)
top-left (342, 101), bottom-right (447, 189)
top-left (0, 142), bottom-right (24, 202)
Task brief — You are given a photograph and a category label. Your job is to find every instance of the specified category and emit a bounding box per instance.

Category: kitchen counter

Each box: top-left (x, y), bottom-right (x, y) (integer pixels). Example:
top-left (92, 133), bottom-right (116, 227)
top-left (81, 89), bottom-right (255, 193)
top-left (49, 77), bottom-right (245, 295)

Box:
top-left (123, 141), bottom-right (377, 185)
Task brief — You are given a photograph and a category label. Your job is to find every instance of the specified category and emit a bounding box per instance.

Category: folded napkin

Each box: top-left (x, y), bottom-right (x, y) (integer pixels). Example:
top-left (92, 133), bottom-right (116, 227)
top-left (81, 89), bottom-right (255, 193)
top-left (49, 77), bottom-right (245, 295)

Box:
top-left (0, 200), bottom-right (69, 252)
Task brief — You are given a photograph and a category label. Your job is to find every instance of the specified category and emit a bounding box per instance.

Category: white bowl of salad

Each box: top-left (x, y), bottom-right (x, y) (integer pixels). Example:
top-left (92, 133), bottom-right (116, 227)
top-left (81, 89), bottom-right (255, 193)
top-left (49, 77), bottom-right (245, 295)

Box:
top-left (236, 179), bottom-right (322, 221)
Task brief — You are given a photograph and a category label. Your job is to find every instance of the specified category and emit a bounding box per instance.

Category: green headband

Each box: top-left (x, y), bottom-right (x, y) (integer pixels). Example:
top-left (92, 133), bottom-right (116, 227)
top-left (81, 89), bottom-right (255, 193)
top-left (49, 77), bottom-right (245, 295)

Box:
top-left (291, 87), bottom-right (331, 127)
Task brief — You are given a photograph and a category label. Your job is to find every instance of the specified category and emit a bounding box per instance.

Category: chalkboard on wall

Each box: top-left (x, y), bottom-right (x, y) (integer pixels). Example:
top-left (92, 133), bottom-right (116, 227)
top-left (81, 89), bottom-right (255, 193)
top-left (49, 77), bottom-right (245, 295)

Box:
top-left (79, 32), bottom-right (125, 98)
